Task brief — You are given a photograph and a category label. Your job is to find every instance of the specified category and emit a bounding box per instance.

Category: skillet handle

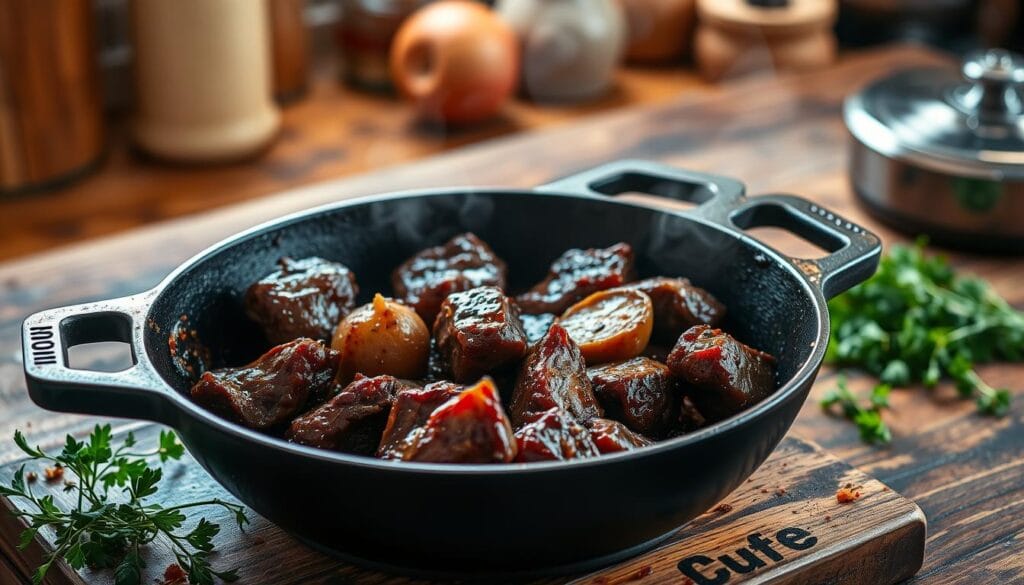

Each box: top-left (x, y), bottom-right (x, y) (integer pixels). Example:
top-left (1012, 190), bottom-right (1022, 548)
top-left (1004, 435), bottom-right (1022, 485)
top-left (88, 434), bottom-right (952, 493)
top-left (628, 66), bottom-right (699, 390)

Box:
top-left (720, 194), bottom-right (882, 299)
top-left (22, 292), bottom-right (178, 425)
top-left (538, 160), bottom-right (879, 299)
top-left (537, 159), bottom-right (746, 213)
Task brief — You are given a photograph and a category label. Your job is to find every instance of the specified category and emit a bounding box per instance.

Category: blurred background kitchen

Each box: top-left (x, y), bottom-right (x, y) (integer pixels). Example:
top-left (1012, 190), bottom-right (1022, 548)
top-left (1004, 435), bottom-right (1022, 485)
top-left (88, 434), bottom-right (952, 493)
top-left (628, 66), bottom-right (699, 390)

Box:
top-left (1, 0), bottom-right (1022, 262)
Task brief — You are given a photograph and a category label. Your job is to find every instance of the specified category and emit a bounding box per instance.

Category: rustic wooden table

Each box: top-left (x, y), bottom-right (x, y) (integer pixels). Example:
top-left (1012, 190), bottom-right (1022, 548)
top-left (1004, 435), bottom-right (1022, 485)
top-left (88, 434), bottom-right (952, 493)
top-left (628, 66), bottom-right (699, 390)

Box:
top-left (0, 46), bottom-right (1021, 583)
top-left (0, 66), bottom-right (712, 261)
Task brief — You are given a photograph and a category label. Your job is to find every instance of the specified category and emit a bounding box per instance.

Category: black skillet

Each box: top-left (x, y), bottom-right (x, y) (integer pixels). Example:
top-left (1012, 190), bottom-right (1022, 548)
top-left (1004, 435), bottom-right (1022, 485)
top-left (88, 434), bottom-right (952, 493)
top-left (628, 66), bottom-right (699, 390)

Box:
top-left (21, 160), bottom-right (880, 577)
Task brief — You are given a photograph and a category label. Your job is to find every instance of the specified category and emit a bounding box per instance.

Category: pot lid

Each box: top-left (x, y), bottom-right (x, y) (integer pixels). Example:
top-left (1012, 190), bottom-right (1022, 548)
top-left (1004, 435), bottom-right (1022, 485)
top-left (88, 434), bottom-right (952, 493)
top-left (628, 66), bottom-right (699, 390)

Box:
top-left (844, 49), bottom-right (1024, 181)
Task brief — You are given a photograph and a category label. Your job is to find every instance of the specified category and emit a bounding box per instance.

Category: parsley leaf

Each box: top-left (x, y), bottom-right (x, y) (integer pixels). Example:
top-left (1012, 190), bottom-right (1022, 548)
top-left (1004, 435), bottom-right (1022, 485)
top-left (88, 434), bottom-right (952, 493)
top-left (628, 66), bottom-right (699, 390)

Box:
top-left (827, 240), bottom-right (1021, 443)
top-left (821, 376), bottom-right (892, 444)
top-left (3, 425), bottom-right (246, 585)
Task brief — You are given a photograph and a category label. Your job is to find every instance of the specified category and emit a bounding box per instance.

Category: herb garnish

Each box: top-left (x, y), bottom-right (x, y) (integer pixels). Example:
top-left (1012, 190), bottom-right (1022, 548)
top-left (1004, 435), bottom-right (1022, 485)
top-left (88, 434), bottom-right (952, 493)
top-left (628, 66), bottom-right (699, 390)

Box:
top-left (1, 425), bottom-right (246, 585)
top-left (821, 376), bottom-right (892, 444)
top-left (824, 241), bottom-right (1020, 442)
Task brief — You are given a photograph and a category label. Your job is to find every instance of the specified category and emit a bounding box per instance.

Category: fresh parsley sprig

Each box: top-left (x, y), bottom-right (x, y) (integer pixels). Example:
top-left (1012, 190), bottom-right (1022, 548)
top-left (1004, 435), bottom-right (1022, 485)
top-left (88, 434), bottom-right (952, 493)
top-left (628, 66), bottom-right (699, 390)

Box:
top-left (1, 425), bottom-right (246, 585)
top-left (821, 376), bottom-right (892, 444)
top-left (825, 240), bottom-right (1020, 442)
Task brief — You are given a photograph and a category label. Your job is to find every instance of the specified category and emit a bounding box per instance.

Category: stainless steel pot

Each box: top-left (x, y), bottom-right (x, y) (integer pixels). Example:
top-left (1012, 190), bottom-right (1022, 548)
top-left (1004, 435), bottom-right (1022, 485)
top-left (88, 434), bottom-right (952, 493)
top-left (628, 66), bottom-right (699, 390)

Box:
top-left (845, 49), bottom-right (1024, 252)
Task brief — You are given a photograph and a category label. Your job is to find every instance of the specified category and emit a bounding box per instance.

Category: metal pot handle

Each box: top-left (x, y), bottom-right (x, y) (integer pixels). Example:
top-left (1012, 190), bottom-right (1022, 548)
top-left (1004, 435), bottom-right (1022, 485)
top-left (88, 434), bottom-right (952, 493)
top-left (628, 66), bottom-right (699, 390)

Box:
top-left (21, 292), bottom-right (178, 424)
top-left (539, 160), bottom-right (881, 299)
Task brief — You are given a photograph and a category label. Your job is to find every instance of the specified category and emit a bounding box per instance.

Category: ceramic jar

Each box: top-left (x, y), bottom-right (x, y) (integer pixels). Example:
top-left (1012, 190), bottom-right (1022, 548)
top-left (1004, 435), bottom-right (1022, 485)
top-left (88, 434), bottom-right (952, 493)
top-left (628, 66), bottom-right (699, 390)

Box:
top-left (497, 0), bottom-right (626, 102)
top-left (131, 0), bottom-right (281, 163)
top-left (694, 0), bottom-right (837, 81)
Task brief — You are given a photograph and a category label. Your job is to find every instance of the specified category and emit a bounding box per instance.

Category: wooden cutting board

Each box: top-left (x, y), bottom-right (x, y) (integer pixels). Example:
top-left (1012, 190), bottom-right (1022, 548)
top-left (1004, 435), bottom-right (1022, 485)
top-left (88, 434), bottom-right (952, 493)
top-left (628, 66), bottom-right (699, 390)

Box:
top-left (0, 425), bottom-right (924, 585)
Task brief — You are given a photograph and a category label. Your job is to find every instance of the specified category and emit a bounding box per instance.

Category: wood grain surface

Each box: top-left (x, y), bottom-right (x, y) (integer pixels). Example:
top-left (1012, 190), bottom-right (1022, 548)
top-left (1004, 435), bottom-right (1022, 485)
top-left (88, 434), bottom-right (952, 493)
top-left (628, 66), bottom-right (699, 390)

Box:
top-left (0, 46), bottom-right (1021, 583)
top-left (0, 427), bottom-right (925, 585)
top-left (0, 62), bottom-right (712, 261)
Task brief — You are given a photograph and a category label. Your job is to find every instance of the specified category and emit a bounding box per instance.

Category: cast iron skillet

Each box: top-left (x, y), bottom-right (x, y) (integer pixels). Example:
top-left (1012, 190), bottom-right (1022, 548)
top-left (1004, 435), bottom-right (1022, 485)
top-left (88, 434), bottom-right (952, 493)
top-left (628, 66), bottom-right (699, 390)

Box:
top-left (21, 160), bottom-right (880, 577)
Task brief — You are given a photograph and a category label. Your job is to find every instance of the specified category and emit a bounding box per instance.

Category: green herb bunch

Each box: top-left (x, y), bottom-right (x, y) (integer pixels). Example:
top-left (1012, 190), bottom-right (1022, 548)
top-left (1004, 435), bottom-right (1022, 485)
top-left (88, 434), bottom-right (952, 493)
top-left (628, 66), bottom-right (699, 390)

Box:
top-left (1, 425), bottom-right (246, 585)
top-left (824, 241), bottom-right (1021, 442)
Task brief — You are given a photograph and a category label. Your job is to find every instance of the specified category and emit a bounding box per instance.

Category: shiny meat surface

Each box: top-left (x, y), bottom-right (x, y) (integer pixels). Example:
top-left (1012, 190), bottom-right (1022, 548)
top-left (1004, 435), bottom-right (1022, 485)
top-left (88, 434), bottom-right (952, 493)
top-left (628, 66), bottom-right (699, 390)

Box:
top-left (285, 375), bottom-right (405, 454)
top-left (587, 418), bottom-right (653, 454)
top-left (516, 243), bottom-right (636, 315)
top-left (587, 357), bottom-right (676, 437)
top-left (519, 312), bottom-right (556, 346)
top-left (377, 381), bottom-right (462, 459)
top-left (514, 408), bottom-right (600, 462)
top-left (667, 325), bottom-right (776, 421)
top-left (391, 233), bottom-right (508, 324)
top-left (245, 257), bottom-right (358, 345)
top-left (509, 323), bottom-right (603, 427)
top-left (396, 378), bottom-right (517, 463)
top-left (625, 277), bottom-right (725, 343)
top-left (433, 286), bottom-right (528, 382)
top-left (190, 338), bottom-right (340, 430)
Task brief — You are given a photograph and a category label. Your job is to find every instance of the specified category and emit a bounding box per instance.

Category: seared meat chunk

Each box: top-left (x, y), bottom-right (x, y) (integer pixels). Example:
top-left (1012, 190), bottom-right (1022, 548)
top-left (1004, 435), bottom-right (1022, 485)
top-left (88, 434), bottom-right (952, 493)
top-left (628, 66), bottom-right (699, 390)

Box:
top-left (286, 375), bottom-right (406, 454)
top-left (625, 277), bottom-right (725, 343)
top-left (587, 418), bottom-right (653, 454)
top-left (377, 381), bottom-right (462, 459)
top-left (587, 357), bottom-right (676, 437)
top-left (191, 339), bottom-right (339, 430)
top-left (433, 286), bottom-right (528, 382)
top-left (517, 243), bottom-right (636, 315)
top-left (509, 323), bottom-right (603, 427)
top-left (395, 378), bottom-right (517, 463)
top-left (392, 233), bottom-right (508, 323)
top-left (245, 257), bottom-right (358, 344)
top-left (667, 325), bottom-right (776, 421)
top-left (514, 408), bottom-right (600, 462)
top-left (520, 313), bottom-right (556, 347)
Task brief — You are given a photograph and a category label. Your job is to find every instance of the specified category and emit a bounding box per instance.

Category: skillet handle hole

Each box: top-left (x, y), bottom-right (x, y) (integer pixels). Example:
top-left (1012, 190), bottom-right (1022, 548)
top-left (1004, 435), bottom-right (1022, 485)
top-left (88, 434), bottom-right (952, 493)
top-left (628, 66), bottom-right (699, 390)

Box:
top-left (589, 171), bottom-right (716, 209)
top-left (61, 313), bottom-right (137, 373)
top-left (732, 202), bottom-right (845, 260)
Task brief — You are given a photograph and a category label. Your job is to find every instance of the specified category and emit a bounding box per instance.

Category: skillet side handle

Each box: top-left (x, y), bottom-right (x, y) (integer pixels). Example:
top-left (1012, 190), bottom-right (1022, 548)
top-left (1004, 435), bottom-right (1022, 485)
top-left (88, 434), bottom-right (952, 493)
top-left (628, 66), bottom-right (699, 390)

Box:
top-left (536, 159), bottom-right (746, 214)
top-left (728, 194), bottom-right (882, 299)
top-left (22, 293), bottom-right (178, 425)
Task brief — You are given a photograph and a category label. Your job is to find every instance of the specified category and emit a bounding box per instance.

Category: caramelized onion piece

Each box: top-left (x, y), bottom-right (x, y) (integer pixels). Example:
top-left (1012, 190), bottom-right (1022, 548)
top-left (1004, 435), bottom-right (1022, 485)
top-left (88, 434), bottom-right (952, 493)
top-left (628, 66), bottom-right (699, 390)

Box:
top-left (332, 294), bottom-right (430, 382)
top-left (559, 288), bottom-right (653, 365)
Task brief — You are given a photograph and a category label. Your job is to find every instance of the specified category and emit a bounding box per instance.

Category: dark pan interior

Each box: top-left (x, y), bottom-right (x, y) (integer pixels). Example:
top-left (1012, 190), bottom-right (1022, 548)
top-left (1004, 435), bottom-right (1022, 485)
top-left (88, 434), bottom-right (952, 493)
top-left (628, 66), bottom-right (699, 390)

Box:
top-left (145, 191), bottom-right (821, 403)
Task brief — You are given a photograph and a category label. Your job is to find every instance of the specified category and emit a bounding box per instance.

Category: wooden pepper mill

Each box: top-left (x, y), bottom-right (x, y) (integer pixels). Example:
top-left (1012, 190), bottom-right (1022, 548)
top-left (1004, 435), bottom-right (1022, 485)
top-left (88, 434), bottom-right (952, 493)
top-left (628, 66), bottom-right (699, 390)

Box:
top-left (694, 0), bottom-right (837, 81)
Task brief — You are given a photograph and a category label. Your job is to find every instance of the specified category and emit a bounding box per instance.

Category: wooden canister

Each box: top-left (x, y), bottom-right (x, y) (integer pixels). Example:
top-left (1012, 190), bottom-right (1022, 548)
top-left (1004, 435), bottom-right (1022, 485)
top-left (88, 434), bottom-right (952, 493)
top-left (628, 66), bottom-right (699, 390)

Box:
top-left (695, 0), bottom-right (837, 81)
top-left (0, 0), bottom-right (104, 193)
top-left (269, 0), bottom-right (310, 102)
top-left (131, 0), bottom-right (281, 163)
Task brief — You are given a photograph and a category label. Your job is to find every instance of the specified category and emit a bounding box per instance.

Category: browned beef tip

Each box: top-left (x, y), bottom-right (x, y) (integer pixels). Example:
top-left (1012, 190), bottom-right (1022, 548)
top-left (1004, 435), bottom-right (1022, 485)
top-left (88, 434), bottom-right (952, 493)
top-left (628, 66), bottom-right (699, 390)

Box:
top-left (509, 323), bottom-right (603, 428)
top-left (391, 233), bottom-right (508, 324)
top-left (244, 257), bottom-right (358, 345)
top-left (587, 418), bottom-right (653, 454)
top-left (377, 380), bottom-right (462, 459)
top-left (433, 286), bottom-right (528, 383)
top-left (625, 277), bottom-right (725, 343)
top-left (666, 325), bottom-right (776, 421)
top-left (516, 242), bottom-right (636, 315)
top-left (286, 375), bottom-right (406, 454)
top-left (519, 312), bottom-right (556, 347)
top-left (191, 338), bottom-right (339, 430)
top-left (514, 408), bottom-right (599, 462)
top-left (395, 379), bottom-right (517, 463)
top-left (587, 357), bottom-right (676, 437)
